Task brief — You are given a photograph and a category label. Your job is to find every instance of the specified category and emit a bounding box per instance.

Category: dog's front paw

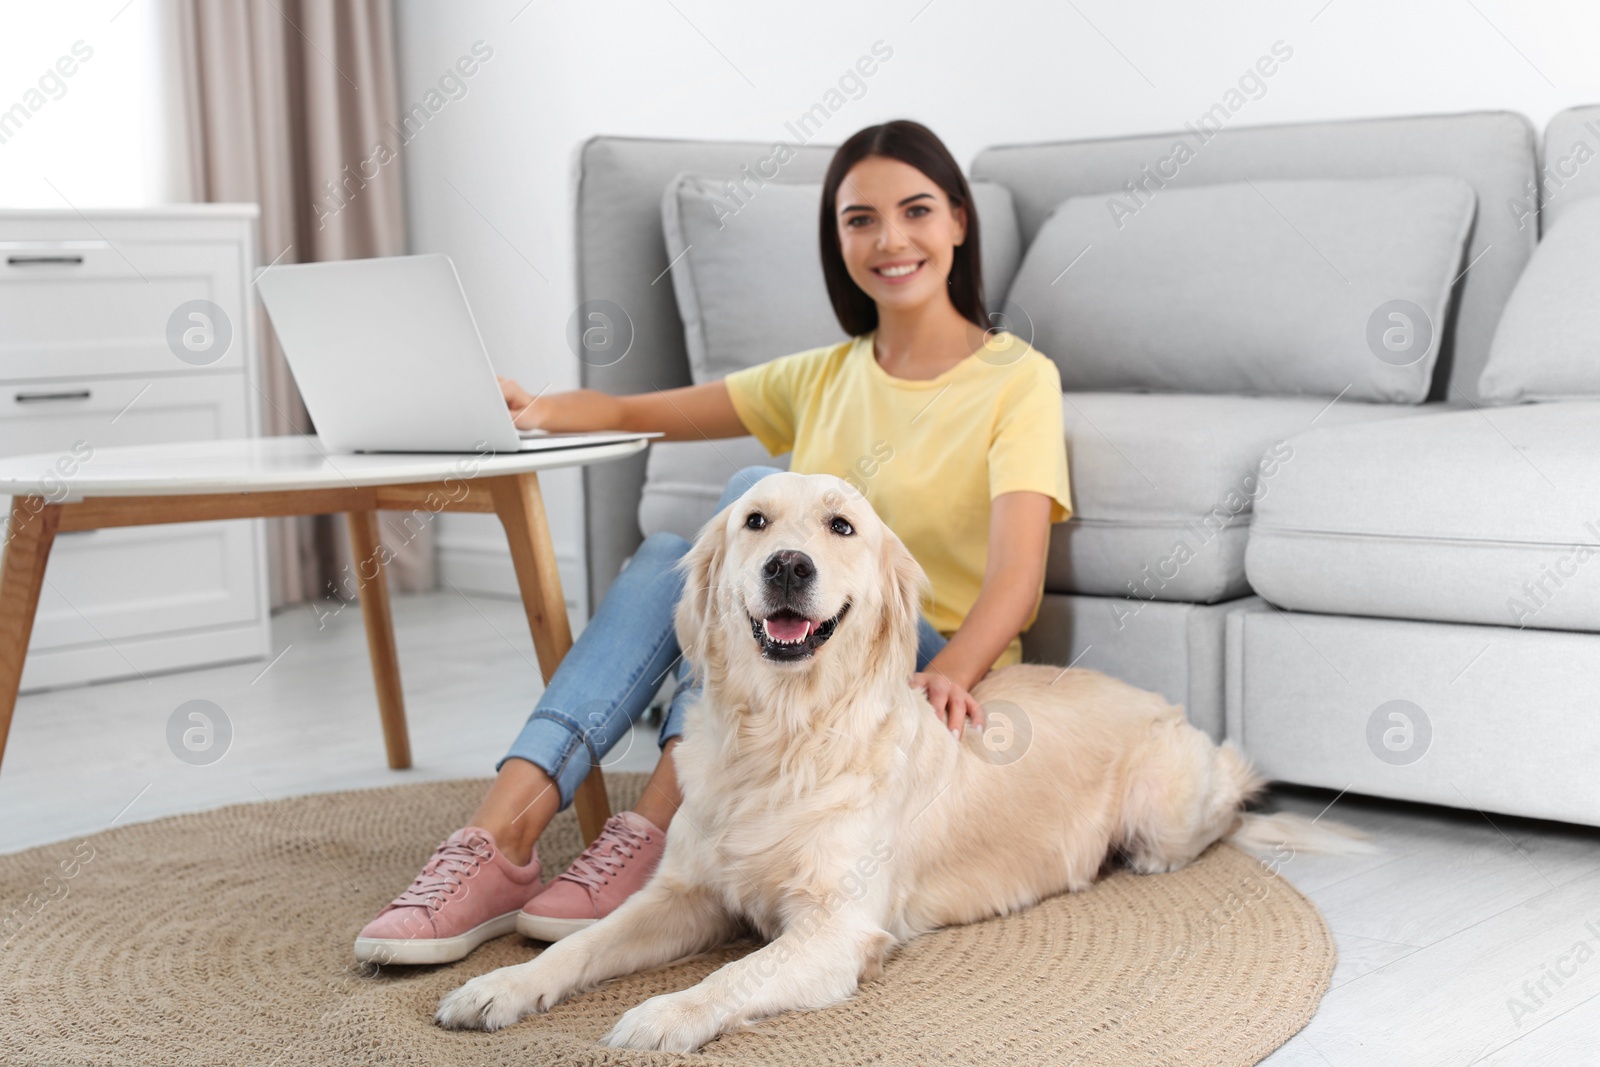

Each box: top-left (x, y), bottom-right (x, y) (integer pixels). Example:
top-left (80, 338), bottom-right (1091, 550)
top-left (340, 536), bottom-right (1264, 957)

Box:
top-left (435, 963), bottom-right (560, 1032)
top-left (600, 991), bottom-right (722, 1052)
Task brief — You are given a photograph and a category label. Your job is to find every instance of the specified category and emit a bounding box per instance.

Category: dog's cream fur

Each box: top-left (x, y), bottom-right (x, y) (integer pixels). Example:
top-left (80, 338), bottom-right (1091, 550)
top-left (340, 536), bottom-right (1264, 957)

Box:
top-left (437, 472), bottom-right (1370, 1051)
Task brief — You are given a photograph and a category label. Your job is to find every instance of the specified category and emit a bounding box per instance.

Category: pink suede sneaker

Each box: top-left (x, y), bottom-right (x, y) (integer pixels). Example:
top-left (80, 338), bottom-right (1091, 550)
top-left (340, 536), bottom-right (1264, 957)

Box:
top-left (354, 827), bottom-right (542, 965)
top-left (517, 811), bottom-right (665, 942)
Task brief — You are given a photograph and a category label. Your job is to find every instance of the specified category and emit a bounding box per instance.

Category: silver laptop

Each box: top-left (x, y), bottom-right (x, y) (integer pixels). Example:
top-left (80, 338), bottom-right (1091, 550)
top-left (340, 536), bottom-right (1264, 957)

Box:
top-left (254, 253), bottom-right (657, 454)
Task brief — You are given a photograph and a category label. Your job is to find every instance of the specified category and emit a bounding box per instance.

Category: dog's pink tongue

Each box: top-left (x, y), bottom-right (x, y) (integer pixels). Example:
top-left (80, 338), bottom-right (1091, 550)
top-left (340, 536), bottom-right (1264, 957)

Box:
top-left (766, 615), bottom-right (811, 642)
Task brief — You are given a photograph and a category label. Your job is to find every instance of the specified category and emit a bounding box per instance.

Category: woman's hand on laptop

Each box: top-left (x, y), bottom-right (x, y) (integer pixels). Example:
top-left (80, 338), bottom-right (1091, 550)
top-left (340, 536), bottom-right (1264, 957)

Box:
top-left (497, 376), bottom-right (622, 432)
top-left (498, 376), bottom-right (745, 441)
top-left (497, 375), bottom-right (546, 429)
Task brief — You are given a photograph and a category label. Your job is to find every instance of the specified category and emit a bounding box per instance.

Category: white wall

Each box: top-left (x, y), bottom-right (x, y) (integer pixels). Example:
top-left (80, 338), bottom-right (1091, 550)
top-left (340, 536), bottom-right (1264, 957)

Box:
top-left (391, 0), bottom-right (1600, 609)
top-left (0, 0), bottom-right (186, 207)
top-left (7, 1), bottom-right (1595, 608)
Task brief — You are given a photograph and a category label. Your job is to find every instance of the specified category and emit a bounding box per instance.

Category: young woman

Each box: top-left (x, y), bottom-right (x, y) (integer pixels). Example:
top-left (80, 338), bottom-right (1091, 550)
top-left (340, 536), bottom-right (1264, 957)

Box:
top-left (355, 119), bottom-right (1071, 965)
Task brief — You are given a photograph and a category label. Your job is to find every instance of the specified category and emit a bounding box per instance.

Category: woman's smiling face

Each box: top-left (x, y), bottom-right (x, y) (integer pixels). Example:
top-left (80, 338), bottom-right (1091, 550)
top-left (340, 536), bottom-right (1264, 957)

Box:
top-left (834, 155), bottom-right (967, 314)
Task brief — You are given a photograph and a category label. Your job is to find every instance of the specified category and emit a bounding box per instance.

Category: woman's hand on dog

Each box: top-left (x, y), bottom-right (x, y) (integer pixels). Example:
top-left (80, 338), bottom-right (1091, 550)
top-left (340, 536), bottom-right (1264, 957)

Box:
top-left (911, 671), bottom-right (985, 739)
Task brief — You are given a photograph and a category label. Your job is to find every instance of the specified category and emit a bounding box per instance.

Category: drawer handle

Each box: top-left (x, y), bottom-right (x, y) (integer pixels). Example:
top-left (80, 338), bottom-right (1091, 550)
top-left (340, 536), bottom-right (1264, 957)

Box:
top-left (14, 389), bottom-right (92, 403)
top-left (6, 254), bottom-right (85, 266)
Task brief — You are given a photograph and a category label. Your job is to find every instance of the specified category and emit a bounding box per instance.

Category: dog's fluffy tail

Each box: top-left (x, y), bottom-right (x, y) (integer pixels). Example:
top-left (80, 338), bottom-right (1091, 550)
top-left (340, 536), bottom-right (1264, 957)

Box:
top-left (1228, 811), bottom-right (1381, 856)
top-left (1214, 742), bottom-right (1381, 857)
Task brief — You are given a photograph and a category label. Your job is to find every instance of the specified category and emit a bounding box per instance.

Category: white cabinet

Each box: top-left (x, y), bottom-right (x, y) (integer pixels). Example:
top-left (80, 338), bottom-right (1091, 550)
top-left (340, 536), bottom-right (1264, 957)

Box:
top-left (0, 206), bottom-right (270, 691)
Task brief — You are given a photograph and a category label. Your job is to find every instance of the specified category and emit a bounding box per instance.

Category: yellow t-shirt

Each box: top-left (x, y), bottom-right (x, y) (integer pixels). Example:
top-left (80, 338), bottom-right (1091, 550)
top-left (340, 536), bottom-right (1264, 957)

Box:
top-left (723, 329), bottom-right (1072, 669)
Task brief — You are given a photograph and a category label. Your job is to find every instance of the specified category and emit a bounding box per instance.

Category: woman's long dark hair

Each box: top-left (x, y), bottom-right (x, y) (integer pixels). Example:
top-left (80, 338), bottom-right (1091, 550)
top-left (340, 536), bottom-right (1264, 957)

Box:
top-left (819, 120), bottom-right (987, 337)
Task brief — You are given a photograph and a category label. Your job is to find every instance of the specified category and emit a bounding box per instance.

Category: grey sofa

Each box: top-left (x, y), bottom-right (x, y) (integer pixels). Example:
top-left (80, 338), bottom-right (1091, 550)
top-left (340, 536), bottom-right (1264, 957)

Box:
top-left (573, 107), bottom-right (1600, 829)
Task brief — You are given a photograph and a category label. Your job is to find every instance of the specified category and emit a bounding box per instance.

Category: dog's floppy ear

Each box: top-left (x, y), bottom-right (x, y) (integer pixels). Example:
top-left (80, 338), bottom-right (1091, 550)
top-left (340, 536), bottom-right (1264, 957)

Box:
top-left (877, 526), bottom-right (930, 654)
top-left (674, 501), bottom-right (735, 669)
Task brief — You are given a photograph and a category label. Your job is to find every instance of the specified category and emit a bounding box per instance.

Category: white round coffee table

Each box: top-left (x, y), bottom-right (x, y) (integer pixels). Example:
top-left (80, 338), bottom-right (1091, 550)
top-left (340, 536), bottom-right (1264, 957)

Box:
top-left (0, 434), bottom-right (647, 844)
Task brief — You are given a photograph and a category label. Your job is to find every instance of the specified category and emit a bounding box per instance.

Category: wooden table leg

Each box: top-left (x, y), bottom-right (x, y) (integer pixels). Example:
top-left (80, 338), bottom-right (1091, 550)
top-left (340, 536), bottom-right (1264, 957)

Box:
top-left (346, 510), bottom-right (412, 770)
top-left (0, 497), bottom-right (60, 770)
top-left (488, 472), bottom-right (611, 845)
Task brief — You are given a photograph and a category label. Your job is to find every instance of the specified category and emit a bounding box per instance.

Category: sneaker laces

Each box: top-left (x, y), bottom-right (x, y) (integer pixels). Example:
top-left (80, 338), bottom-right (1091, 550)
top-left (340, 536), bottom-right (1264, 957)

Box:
top-left (390, 832), bottom-right (495, 911)
top-left (558, 816), bottom-right (651, 892)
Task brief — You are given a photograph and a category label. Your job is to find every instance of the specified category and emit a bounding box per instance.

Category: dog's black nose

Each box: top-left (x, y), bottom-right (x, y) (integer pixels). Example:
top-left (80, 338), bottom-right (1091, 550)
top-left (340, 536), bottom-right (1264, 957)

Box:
top-left (762, 550), bottom-right (814, 591)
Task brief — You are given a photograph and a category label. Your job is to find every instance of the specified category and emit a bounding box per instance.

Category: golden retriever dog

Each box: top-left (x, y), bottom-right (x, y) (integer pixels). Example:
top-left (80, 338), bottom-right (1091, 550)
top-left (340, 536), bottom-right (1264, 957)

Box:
top-left (436, 472), bottom-right (1370, 1051)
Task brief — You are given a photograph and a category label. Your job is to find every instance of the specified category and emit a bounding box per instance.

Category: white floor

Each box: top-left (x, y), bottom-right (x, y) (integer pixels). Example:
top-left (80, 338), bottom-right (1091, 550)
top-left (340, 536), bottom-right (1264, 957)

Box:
top-left (3, 589), bottom-right (1596, 1066)
top-left (0, 587), bottom-right (664, 856)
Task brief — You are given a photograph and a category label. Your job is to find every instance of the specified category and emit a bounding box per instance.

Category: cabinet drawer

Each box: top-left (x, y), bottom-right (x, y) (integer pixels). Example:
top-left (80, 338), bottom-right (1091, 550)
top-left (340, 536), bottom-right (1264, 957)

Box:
top-left (2, 372), bottom-right (264, 652)
top-left (0, 374), bottom-right (247, 459)
top-left (0, 240), bottom-right (248, 380)
top-left (30, 519), bottom-right (263, 651)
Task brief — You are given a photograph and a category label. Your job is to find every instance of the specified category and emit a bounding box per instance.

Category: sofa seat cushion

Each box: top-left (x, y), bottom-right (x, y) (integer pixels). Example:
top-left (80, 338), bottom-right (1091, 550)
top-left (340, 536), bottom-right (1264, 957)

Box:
top-left (1246, 401), bottom-right (1600, 630)
top-left (639, 394), bottom-right (1418, 607)
top-left (1054, 393), bottom-right (1420, 603)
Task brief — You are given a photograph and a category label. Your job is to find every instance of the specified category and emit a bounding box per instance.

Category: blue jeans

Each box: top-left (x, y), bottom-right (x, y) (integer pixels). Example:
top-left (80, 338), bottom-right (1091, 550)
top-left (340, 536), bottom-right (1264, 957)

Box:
top-left (499, 465), bottom-right (949, 811)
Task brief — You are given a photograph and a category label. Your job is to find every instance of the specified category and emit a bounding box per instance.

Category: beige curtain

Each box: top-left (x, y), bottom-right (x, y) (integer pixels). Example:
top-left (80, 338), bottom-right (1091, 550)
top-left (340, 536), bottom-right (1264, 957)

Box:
top-left (175, 0), bottom-right (436, 610)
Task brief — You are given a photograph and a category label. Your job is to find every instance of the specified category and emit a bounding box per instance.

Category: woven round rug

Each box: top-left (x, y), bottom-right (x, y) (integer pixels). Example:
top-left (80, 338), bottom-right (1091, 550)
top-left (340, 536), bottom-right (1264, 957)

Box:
top-left (0, 773), bottom-right (1334, 1066)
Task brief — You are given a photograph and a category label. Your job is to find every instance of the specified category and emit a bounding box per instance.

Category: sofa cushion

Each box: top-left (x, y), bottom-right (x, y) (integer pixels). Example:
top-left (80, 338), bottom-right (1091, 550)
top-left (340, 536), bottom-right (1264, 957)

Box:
top-left (641, 394), bottom-right (1419, 607)
top-left (1540, 105), bottom-right (1600, 232)
top-left (661, 174), bottom-right (1022, 383)
top-left (1246, 402), bottom-right (1600, 630)
top-left (970, 112), bottom-right (1538, 404)
top-left (641, 394), bottom-right (1416, 604)
top-left (1001, 176), bottom-right (1476, 402)
top-left (1478, 196), bottom-right (1600, 402)
top-left (1053, 393), bottom-right (1420, 603)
